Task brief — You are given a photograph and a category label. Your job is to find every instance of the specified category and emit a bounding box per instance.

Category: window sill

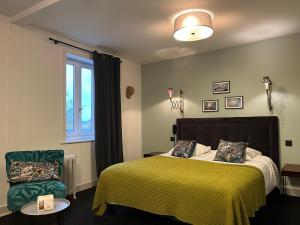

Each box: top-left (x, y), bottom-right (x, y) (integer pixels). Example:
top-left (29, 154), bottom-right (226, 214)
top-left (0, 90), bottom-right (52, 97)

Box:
top-left (62, 136), bottom-right (95, 144)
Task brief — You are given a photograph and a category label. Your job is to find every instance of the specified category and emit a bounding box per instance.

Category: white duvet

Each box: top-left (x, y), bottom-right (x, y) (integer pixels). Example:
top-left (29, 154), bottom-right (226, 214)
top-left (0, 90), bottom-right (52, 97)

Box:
top-left (160, 150), bottom-right (280, 195)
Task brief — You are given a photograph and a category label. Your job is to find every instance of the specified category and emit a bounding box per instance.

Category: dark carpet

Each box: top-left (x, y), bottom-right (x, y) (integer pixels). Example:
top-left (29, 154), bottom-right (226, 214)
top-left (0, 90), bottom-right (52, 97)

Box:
top-left (1, 188), bottom-right (299, 225)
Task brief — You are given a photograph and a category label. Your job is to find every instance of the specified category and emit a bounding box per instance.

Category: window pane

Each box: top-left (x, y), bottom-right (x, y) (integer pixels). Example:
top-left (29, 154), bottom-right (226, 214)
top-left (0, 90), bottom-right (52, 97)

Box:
top-left (66, 64), bottom-right (74, 135)
top-left (81, 68), bottom-right (92, 133)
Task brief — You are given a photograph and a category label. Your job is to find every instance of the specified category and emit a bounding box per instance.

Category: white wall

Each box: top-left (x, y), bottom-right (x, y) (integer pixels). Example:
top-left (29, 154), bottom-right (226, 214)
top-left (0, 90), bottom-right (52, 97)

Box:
top-left (0, 14), bottom-right (142, 207)
top-left (0, 14), bottom-right (11, 208)
top-left (121, 59), bottom-right (142, 161)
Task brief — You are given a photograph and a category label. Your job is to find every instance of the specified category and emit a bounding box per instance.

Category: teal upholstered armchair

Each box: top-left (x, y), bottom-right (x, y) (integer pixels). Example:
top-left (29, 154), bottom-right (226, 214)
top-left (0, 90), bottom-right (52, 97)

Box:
top-left (5, 150), bottom-right (67, 212)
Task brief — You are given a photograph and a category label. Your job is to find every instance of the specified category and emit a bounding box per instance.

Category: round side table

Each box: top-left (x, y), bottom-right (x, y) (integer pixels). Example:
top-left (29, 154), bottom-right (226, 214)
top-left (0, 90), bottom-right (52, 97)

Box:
top-left (21, 198), bottom-right (70, 225)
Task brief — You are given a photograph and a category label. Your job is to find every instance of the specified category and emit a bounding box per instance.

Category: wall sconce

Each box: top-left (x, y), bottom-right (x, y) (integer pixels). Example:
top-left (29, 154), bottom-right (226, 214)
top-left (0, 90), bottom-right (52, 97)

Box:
top-left (262, 76), bottom-right (272, 112)
top-left (167, 88), bottom-right (184, 117)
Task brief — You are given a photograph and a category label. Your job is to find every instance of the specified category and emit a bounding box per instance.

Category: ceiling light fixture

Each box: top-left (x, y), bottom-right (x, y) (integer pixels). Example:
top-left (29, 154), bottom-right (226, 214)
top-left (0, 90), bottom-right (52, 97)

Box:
top-left (173, 10), bottom-right (213, 41)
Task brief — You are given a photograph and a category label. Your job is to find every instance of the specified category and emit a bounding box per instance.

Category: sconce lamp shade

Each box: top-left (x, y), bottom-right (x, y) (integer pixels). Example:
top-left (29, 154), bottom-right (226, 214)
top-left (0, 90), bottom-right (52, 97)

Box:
top-left (173, 10), bottom-right (213, 41)
top-left (262, 76), bottom-right (272, 89)
top-left (168, 88), bottom-right (174, 99)
top-left (262, 76), bottom-right (272, 84)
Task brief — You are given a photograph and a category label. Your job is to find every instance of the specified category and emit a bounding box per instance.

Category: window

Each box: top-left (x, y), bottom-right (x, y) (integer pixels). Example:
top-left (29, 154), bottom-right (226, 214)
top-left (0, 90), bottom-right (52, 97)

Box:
top-left (65, 53), bottom-right (94, 142)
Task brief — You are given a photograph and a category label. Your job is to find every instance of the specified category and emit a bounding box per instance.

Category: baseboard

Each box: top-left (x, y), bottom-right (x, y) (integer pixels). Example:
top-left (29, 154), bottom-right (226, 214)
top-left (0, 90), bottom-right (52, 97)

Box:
top-left (76, 179), bottom-right (98, 192)
top-left (0, 206), bottom-right (11, 217)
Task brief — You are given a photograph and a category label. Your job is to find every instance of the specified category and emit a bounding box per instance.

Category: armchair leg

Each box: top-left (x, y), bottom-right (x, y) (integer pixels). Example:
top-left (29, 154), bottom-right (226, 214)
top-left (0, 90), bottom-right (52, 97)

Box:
top-left (11, 211), bottom-right (22, 225)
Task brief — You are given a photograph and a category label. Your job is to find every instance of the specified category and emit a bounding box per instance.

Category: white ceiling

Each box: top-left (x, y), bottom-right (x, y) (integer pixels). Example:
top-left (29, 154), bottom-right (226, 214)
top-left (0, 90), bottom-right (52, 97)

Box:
top-left (1, 0), bottom-right (300, 64)
top-left (0, 0), bottom-right (44, 16)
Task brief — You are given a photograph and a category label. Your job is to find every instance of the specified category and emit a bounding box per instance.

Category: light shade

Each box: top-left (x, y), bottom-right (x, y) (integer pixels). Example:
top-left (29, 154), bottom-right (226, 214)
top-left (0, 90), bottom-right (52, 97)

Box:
top-left (173, 10), bottom-right (213, 41)
top-left (262, 76), bottom-right (272, 89)
top-left (262, 76), bottom-right (272, 84)
top-left (168, 88), bottom-right (174, 98)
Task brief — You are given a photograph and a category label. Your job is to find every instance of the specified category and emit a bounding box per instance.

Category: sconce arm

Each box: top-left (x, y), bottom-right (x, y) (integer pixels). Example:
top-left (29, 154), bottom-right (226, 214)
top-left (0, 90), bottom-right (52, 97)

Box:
top-left (266, 89), bottom-right (272, 112)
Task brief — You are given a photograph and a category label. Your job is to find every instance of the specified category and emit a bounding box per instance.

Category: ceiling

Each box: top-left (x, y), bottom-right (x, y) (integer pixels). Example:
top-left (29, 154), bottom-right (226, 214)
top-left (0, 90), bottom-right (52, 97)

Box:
top-left (0, 0), bottom-right (44, 16)
top-left (1, 0), bottom-right (300, 64)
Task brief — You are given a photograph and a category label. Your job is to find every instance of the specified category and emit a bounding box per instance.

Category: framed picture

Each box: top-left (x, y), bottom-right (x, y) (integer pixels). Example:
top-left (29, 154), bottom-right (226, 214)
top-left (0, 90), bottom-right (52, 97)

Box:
top-left (225, 96), bottom-right (243, 109)
top-left (202, 100), bottom-right (219, 112)
top-left (213, 81), bottom-right (230, 94)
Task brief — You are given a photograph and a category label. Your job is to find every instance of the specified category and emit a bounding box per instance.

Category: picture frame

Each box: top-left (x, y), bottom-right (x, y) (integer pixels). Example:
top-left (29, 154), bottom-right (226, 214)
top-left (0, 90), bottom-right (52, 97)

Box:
top-left (202, 100), bottom-right (219, 112)
top-left (225, 96), bottom-right (243, 109)
top-left (213, 81), bottom-right (230, 94)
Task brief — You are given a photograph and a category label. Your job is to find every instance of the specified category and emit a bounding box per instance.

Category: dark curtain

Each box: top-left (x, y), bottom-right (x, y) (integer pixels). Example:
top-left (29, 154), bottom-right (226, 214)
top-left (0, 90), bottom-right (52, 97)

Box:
top-left (93, 51), bottom-right (123, 176)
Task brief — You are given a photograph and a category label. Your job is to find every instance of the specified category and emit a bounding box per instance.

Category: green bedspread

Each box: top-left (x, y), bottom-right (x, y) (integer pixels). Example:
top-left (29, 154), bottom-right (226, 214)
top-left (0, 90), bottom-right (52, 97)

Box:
top-left (93, 156), bottom-right (265, 225)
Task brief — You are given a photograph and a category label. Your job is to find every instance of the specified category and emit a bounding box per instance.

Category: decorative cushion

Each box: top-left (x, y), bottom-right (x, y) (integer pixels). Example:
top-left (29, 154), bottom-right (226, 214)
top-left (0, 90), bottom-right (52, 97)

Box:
top-left (5, 150), bottom-right (64, 178)
top-left (214, 139), bottom-right (248, 163)
top-left (7, 180), bottom-right (67, 212)
top-left (9, 161), bottom-right (59, 184)
top-left (171, 140), bottom-right (197, 158)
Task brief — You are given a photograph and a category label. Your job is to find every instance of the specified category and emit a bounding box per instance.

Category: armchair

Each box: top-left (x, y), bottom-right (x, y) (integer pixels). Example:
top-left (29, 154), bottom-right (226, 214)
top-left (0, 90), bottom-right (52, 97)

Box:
top-left (5, 150), bottom-right (67, 212)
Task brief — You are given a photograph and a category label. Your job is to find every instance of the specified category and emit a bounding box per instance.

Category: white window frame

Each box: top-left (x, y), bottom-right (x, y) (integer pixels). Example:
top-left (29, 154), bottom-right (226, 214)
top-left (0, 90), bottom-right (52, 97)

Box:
top-left (63, 52), bottom-right (95, 143)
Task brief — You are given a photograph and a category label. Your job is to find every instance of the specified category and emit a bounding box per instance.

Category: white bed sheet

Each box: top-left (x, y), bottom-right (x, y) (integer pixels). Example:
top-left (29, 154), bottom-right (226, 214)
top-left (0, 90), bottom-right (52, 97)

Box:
top-left (160, 150), bottom-right (279, 195)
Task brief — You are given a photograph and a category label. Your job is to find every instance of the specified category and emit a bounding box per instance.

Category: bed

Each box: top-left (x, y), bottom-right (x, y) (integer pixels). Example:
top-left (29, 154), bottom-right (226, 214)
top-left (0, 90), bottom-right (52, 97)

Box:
top-left (93, 116), bottom-right (280, 225)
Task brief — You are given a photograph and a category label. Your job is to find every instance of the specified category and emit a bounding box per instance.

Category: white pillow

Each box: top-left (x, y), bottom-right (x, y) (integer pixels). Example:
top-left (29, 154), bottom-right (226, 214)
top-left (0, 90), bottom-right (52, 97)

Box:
top-left (167, 148), bottom-right (174, 155)
top-left (194, 143), bottom-right (211, 156)
top-left (246, 147), bottom-right (262, 159)
top-left (167, 143), bottom-right (211, 156)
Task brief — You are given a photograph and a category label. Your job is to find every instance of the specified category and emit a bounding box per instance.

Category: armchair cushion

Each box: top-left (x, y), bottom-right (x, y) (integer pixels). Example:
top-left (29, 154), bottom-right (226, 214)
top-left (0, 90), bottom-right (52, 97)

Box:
top-left (7, 180), bottom-right (67, 212)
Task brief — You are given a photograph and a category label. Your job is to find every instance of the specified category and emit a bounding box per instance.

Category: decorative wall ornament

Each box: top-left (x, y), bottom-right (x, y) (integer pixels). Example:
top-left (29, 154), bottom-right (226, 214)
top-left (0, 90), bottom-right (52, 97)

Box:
top-left (262, 76), bottom-right (272, 112)
top-left (225, 96), bottom-right (244, 109)
top-left (167, 88), bottom-right (184, 117)
top-left (126, 86), bottom-right (135, 99)
top-left (202, 100), bottom-right (219, 112)
top-left (213, 81), bottom-right (230, 94)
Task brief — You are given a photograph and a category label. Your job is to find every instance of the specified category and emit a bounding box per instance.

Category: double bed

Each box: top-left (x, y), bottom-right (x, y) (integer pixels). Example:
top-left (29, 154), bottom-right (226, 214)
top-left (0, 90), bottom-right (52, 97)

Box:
top-left (93, 116), bottom-right (280, 225)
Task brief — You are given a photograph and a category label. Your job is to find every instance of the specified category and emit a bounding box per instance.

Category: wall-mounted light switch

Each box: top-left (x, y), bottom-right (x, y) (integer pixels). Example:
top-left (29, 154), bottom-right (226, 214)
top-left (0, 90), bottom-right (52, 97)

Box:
top-left (285, 140), bottom-right (293, 147)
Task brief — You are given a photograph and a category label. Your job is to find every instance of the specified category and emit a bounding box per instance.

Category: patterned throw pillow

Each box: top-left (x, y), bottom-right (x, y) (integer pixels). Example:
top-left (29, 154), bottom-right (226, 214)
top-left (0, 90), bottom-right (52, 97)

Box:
top-left (9, 161), bottom-right (60, 183)
top-left (214, 139), bottom-right (248, 163)
top-left (171, 140), bottom-right (197, 158)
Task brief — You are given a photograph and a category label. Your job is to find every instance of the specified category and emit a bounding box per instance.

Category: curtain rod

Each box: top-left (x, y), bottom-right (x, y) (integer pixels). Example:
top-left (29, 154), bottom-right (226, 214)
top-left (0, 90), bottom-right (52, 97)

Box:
top-left (49, 37), bottom-right (94, 54)
top-left (49, 37), bottom-right (122, 62)
top-left (49, 37), bottom-right (123, 62)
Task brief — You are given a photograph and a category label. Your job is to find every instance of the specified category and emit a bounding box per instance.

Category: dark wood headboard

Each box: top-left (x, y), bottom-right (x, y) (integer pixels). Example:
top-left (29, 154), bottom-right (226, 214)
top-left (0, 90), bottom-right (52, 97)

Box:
top-left (176, 117), bottom-right (279, 168)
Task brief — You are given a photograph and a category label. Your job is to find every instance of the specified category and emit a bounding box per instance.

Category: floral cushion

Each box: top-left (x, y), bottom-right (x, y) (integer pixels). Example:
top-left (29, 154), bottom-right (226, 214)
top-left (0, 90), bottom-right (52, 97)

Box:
top-left (5, 150), bottom-right (64, 177)
top-left (7, 180), bottom-right (67, 212)
top-left (9, 161), bottom-right (59, 183)
top-left (171, 140), bottom-right (197, 158)
top-left (214, 139), bottom-right (248, 163)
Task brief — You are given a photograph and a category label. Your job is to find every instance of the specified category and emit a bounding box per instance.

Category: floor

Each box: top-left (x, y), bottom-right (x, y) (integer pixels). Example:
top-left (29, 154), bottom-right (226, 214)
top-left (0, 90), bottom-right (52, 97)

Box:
top-left (0, 188), bottom-right (299, 225)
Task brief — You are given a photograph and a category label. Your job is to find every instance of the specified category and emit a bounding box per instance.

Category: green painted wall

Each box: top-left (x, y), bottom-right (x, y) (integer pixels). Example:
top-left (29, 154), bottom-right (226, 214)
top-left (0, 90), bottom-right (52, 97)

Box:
top-left (142, 34), bottom-right (300, 174)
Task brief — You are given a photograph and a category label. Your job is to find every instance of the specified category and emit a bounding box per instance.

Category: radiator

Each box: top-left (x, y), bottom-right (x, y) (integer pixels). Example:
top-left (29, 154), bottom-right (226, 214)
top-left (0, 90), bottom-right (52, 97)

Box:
top-left (63, 154), bottom-right (78, 199)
